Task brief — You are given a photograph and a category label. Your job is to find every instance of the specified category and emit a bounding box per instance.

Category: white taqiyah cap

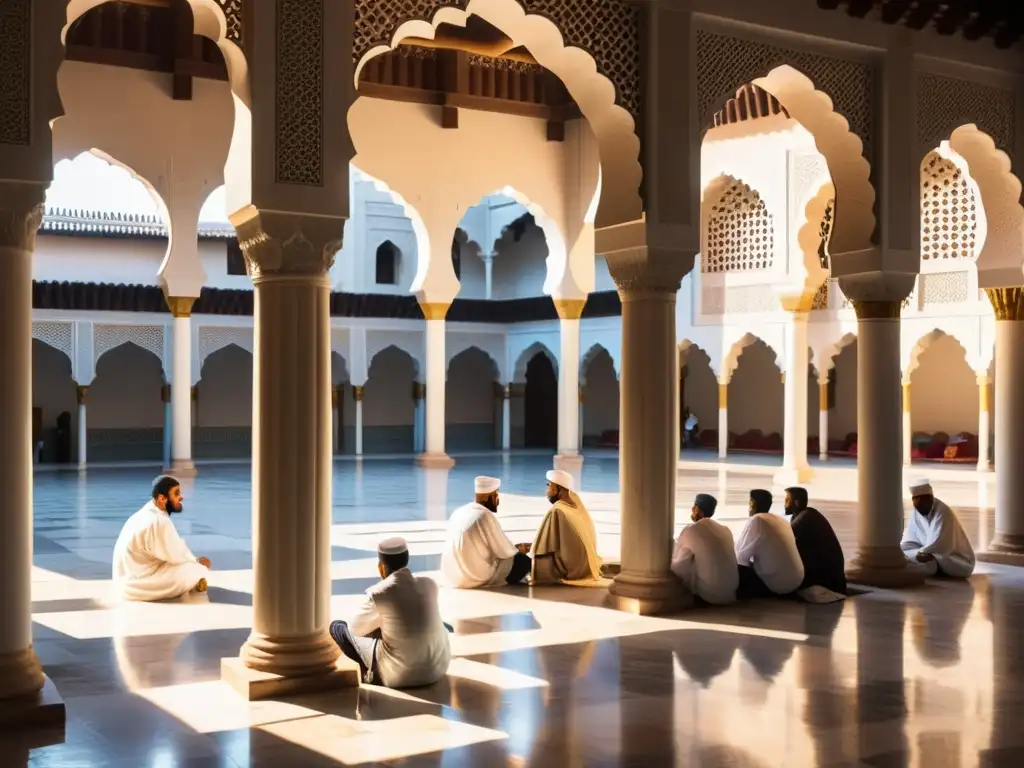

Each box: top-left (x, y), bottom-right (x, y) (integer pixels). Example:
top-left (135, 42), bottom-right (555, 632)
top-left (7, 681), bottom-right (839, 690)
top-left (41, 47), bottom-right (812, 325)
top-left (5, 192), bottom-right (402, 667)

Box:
top-left (475, 476), bottom-right (501, 494)
top-left (377, 537), bottom-right (408, 556)
top-left (908, 478), bottom-right (933, 496)
top-left (546, 469), bottom-right (574, 491)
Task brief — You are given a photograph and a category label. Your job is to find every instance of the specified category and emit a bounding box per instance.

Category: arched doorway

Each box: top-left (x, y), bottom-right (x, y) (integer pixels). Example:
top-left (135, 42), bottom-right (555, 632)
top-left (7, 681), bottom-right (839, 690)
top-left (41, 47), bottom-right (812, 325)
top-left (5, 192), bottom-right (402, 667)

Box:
top-left (32, 339), bottom-right (77, 464)
top-left (332, 352), bottom-right (351, 454)
top-left (364, 346), bottom-right (417, 454)
top-left (729, 339), bottom-right (783, 453)
top-left (446, 347), bottom-right (499, 451)
top-left (581, 346), bottom-right (618, 447)
top-left (195, 344), bottom-right (253, 459)
top-left (829, 339), bottom-right (858, 456)
top-left (90, 343), bottom-right (165, 462)
top-left (524, 353), bottom-right (558, 449)
top-left (909, 332), bottom-right (979, 462)
top-left (679, 344), bottom-right (717, 451)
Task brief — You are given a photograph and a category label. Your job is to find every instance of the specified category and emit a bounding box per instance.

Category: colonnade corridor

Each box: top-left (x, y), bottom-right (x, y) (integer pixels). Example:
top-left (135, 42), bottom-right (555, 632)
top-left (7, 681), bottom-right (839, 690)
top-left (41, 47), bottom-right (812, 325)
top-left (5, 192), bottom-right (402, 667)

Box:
top-left (9, 456), bottom-right (1021, 765)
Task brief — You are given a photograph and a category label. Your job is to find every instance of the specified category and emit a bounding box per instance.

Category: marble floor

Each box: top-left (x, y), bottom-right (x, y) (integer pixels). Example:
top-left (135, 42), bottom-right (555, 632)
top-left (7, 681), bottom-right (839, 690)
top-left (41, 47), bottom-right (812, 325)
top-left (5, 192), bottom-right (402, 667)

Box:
top-left (11, 452), bottom-right (1023, 767)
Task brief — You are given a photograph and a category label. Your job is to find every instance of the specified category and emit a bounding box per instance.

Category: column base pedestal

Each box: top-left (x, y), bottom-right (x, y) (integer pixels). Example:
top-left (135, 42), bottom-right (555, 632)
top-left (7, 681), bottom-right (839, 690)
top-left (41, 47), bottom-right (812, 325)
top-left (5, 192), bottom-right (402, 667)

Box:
top-left (553, 453), bottom-right (584, 472)
top-left (416, 452), bottom-right (455, 469)
top-left (978, 535), bottom-right (1024, 566)
top-left (221, 656), bottom-right (359, 701)
top-left (164, 459), bottom-right (198, 478)
top-left (978, 551), bottom-right (1024, 567)
top-left (976, 461), bottom-right (992, 472)
top-left (609, 572), bottom-right (693, 616)
top-left (818, 454), bottom-right (828, 462)
top-left (0, 676), bottom-right (65, 731)
top-left (773, 465), bottom-right (815, 487)
top-left (846, 548), bottom-right (927, 588)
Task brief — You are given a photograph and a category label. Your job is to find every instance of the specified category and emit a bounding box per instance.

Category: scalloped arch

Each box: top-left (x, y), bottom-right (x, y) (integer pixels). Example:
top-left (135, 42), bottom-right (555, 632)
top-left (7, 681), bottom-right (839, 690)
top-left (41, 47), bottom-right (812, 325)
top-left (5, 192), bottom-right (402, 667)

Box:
top-left (904, 327), bottom-right (979, 380)
top-left (679, 339), bottom-right (719, 379)
top-left (368, 343), bottom-right (423, 381)
top-left (447, 344), bottom-right (502, 383)
top-left (352, 0), bottom-right (641, 230)
top-left (514, 341), bottom-right (559, 381)
top-left (796, 181), bottom-right (835, 286)
top-left (945, 125), bottom-right (1024, 286)
top-left (747, 65), bottom-right (876, 256)
top-left (723, 332), bottom-right (782, 381)
top-left (700, 174), bottom-right (776, 273)
top-left (50, 150), bottom-right (171, 228)
top-left (818, 332), bottom-right (857, 375)
top-left (580, 343), bottom-right (618, 383)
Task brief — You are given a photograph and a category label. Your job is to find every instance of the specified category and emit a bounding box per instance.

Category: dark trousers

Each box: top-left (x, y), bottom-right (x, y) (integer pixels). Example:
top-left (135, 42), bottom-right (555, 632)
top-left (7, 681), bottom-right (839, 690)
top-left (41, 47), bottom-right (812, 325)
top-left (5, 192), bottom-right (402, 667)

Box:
top-left (737, 565), bottom-right (775, 600)
top-left (507, 551), bottom-right (532, 584)
top-left (329, 620), bottom-right (378, 679)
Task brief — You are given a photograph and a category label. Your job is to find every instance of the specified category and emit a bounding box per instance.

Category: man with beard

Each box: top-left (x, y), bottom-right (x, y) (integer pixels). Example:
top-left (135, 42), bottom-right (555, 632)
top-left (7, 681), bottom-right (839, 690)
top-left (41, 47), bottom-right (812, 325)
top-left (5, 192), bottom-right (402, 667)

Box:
top-left (441, 476), bottom-right (532, 588)
top-left (901, 478), bottom-right (975, 578)
top-left (112, 475), bottom-right (211, 601)
top-left (734, 489), bottom-right (804, 599)
top-left (531, 469), bottom-right (603, 585)
top-left (784, 487), bottom-right (847, 596)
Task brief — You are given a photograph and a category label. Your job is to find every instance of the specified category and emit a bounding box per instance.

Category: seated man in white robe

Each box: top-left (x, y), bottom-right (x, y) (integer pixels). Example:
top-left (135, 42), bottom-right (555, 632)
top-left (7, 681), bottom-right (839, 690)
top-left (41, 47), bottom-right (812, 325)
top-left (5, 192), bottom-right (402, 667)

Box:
top-left (441, 476), bottom-right (532, 588)
top-left (329, 537), bottom-right (451, 688)
top-left (735, 489), bottom-right (804, 599)
top-left (671, 493), bottom-right (738, 605)
top-left (112, 475), bottom-right (210, 601)
top-left (531, 469), bottom-right (603, 585)
top-left (902, 478), bottom-right (976, 578)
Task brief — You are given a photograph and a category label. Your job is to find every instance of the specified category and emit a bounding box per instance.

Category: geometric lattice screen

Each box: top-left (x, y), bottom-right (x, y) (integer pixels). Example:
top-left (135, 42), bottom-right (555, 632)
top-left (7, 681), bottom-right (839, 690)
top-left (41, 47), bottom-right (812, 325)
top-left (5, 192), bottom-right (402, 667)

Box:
top-left (704, 180), bottom-right (774, 273)
top-left (920, 153), bottom-right (979, 262)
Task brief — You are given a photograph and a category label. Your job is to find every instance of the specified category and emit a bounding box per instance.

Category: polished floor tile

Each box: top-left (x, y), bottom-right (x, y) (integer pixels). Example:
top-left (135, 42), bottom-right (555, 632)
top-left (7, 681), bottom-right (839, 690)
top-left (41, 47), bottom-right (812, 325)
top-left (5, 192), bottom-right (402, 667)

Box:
top-left (10, 453), bottom-right (1021, 766)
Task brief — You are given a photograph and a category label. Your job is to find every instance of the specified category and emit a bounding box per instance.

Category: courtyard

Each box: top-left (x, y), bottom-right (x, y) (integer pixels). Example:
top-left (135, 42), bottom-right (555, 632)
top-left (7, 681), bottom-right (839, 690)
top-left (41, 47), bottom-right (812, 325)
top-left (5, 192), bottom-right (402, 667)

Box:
top-left (12, 452), bottom-right (1023, 766)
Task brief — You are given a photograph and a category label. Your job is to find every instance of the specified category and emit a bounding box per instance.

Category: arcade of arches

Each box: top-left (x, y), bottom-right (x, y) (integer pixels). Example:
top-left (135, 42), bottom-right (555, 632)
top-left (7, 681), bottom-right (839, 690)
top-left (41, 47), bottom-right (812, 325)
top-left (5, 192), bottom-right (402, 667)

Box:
top-left (2, 1), bottom-right (1024, 763)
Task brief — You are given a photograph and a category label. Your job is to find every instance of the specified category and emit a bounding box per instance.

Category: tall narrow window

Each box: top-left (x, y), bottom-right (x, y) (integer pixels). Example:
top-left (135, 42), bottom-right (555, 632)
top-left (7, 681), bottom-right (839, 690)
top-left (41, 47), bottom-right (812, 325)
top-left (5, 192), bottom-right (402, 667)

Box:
top-left (226, 239), bottom-right (247, 275)
top-left (375, 241), bottom-right (398, 285)
top-left (451, 236), bottom-right (462, 280)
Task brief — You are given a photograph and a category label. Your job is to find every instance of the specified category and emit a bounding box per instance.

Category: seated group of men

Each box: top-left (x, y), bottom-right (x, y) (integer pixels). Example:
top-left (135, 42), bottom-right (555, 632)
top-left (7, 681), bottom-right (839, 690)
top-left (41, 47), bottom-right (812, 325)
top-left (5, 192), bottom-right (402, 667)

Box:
top-left (110, 473), bottom-right (976, 690)
top-left (671, 477), bottom-right (976, 605)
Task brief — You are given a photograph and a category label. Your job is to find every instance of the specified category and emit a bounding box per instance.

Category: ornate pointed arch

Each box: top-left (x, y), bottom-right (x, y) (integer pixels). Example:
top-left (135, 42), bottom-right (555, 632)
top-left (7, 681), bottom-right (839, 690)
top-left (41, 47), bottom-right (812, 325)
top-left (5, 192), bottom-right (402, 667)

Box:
top-left (513, 341), bottom-right (559, 382)
top-left (701, 175), bottom-right (775, 273)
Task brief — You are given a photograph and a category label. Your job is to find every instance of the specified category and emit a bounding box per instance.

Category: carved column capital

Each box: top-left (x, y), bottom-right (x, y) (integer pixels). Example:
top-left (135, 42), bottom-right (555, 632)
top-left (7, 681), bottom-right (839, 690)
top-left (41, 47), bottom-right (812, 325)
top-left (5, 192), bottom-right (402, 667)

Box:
top-left (606, 247), bottom-right (692, 302)
top-left (0, 204), bottom-right (44, 252)
top-left (419, 302), bottom-right (451, 321)
top-left (76, 385), bottom-right (89, 406)
top-left (553, 298), bottom-right (587, 320)
top-left (352, 385), bottom-right (365, 402)
top-left (853, 300), bottom-right (903, 320)
top-left (986, 287), bottom-right (1024, 321)
top-left (165, 295), bottom-right (196, 318)
top-left (231, 206), bottom-right (343, 281)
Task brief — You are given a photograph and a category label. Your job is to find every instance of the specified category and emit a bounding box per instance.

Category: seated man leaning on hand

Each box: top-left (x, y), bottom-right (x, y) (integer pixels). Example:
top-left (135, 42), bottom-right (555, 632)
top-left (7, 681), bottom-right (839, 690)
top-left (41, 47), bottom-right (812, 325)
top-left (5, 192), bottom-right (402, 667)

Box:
top-left (330, 537), bottom-right (451, 688)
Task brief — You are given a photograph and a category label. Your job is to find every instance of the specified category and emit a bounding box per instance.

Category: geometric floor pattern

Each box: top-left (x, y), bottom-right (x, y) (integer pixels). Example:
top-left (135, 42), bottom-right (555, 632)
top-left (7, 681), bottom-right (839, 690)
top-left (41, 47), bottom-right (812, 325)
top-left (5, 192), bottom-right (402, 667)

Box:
top-left (12, 451), bottom-right (1024, 766)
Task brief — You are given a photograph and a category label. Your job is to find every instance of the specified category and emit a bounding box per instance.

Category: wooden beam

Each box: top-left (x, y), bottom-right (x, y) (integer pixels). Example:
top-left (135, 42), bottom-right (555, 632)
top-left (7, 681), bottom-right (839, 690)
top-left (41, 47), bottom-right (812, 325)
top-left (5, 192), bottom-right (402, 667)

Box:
top-left (441, 105), bottom-right (460, 129)
top-left (171, 0), bottom-right (194, 100)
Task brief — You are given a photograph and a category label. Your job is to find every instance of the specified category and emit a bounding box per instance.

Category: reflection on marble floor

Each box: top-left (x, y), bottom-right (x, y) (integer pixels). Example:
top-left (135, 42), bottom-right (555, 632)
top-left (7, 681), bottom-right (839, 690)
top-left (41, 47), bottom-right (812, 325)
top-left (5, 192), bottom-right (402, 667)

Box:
top-left (15, 453), bottom-right (1024, 766)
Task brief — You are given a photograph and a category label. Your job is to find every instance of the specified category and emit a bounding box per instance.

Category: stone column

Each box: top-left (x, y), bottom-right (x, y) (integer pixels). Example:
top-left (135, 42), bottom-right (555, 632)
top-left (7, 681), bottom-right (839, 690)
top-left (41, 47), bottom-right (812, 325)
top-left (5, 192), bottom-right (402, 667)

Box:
top-left (76, 385), bottom-right (89, 470)
top-left (554, 298), bottom-right (585, 475)
top-left (0, 199), bottom-right (58, 711)
top-left (980, 288), bottom-right (1024, 564)
top-left (412, 382), bottom-right (426, 453)
top-left (901, 380), bottom-right (912, 466)
top-left (417, 303), bottom-right (454, 468)
top-left (352, 385), bottom-right (364, 457)
top-left (845, 301), bottom-right (924, 587)
top-left (717, 380), bottom-right (729, 459)
top-left (776, 311), bottom-right (812, 485)
top-left (161, 384), bottom-right (172, 468)
top-left (607, 270), bottom-right (690, 614)
top-left (482, 253), bottom-right (495, 300)
top-left (977, 373), bottom-right (991, 472)
top-left (818, 377), bottom-right (829, 461)
top-left (501, 384), bottom-right (512, 451)
top-left (166, 297), bottom-right (197, 476)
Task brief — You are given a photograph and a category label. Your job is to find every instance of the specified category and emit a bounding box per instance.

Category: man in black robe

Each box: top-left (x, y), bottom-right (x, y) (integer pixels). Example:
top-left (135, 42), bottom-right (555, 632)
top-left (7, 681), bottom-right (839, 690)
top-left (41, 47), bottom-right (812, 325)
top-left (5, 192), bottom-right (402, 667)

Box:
top-left (784, 487), bottom-right (846, 595)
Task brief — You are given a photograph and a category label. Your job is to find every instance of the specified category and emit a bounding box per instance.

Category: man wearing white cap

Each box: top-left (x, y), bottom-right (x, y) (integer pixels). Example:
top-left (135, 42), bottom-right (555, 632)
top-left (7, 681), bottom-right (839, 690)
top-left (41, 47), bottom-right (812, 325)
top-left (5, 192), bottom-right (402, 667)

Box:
top-left (329, 536), bottom-right (451, 688)
top-left (531, 469), bottom-right (603, 584)
top-left (441, 476), bottom-right (533, 588)
top-left (901, 479), bottom-right (975, 578)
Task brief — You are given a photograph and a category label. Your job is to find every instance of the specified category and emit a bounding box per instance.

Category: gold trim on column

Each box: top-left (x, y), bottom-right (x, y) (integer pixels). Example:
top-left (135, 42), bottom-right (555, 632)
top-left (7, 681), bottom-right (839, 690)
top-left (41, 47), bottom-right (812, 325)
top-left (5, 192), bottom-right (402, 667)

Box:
top-left (978, 374), bottom-right (990, 413)
top-left (419, 302), bottom-right (451, 321)
top-left (902, 382), bottom-right (911, 414)
top-left (502, 384), bottom-right (512, 400)
top-left (853, 300), bottom-right (902, 320)
top-left (76, 385), bottom-right (89, 406)
top-left (718, 382), bottom-right (728, 409)
top-left (161, 384), bottom-right (171, 404)
top-left (579, 385), bottom-right (585, 404)
top-left (780, 372), bottom-right (786, 385)
top-left (352, 385), bottom-right (365, 402)
top-left (165, 295), bottom-right (197, 318)
top-left (553, 298), bottom-right (587, 320)
top-left (985, 287), bottom-right (1024, 321)
top-left (819, 381), bottom-right (828, 412)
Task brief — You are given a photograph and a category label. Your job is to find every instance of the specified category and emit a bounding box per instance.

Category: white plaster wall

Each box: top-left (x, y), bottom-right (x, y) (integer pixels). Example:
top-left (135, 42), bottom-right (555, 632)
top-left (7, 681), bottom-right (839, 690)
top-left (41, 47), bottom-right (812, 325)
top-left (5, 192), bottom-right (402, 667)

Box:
top-left (490, 225), bottom-right (549, 301)
top-left (680, 346), bottom-right (719, 431)
top-left (908, 333), bottom-right (979, 436)
top-left (34, 236), bottom-right (164, 285)
top-left (831, 343), bottom-right (858, 442)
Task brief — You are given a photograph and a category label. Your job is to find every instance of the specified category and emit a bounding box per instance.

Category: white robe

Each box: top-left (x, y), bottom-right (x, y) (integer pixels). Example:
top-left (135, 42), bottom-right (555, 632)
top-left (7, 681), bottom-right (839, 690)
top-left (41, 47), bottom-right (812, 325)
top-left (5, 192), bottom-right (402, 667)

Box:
top-left (112, 501), bottom-right (209, 601)
top-left (735, 513), bottom-right (805, 595)
top-left (441, 502), bottom-right (519, 589)
top-left (901, 498), bottom-right (976, 578)
top-left (671, 518), bottom-right (738, 605)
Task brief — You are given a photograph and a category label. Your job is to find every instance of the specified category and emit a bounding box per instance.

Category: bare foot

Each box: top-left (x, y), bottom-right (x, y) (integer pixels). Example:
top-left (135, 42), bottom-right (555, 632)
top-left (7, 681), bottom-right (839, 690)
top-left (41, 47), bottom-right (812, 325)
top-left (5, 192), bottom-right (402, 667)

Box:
top-left (195, 578), bottom-right (208, 593)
